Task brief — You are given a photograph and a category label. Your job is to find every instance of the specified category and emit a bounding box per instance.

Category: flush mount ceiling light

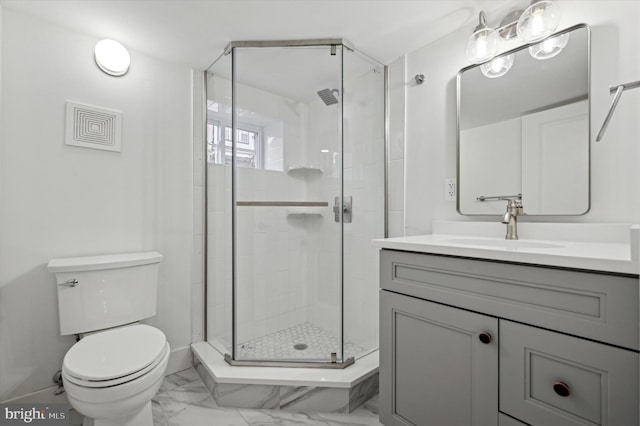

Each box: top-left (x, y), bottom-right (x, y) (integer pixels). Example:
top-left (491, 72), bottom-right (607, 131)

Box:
top-left (94, 39), bottom-right (130, 76)
top-left (480, 54), bottom-right (514, 78)
top-left (466, 0), bottom-right (561, 66)
top-left (517, 0), bottom-right (561, 43)
top-left (528, 32), bottom-right (570, 60)
top-left (465, 11), bottom-right (500, 64)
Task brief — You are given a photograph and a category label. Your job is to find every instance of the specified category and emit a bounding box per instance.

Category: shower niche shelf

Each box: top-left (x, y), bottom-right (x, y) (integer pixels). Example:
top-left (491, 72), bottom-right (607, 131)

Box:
top-left (286, 207), bottom-right (324, 217)
top-left (286, 165), bottom-right (323, 176)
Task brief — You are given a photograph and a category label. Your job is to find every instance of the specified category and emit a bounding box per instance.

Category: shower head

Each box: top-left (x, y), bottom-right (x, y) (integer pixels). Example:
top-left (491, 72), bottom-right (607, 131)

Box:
top-left (317, 88), bottom-right (339, 106)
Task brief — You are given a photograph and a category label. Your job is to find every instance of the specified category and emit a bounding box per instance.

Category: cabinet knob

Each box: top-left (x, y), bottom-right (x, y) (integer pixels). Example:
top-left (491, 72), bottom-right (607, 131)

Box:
top-left (553, 381), bottom-right (571, 397)
top-left (478, 332), bottom-right (492, 344)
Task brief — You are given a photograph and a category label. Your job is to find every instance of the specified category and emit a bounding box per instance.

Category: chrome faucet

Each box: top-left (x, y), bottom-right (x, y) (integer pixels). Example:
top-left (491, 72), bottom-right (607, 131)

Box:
top-left (501, 198), bottom-right (524, 240)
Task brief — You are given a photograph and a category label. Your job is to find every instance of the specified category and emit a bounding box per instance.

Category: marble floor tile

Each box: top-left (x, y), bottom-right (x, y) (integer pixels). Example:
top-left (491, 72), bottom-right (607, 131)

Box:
top-left (213, 383), bottom-right (280, 409)
top-left (160, 367), bottom-right (202, 391)
top-left (68, 409), bottom-right (83, 426)
top-left (349, 373), bottom-right (379, 412)
top-left (279, 386), bottom-right (349, 413)
top-left (155, 381), bottom-right (219, 417)
top-left (152, 399), bottom-right (170, 426)
top-left (360, 394), bottom-right (379, 416)
top-left (238, 409), bottom-right (382, 426)
top-left (166, 405), bottom-right (249, 426)
top-left (68, 367), bottom-right (381, 426)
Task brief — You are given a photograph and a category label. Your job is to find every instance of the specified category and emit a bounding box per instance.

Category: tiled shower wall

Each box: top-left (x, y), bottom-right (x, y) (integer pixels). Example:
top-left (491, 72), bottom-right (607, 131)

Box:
top-left (192, 70), bottom-right (205, 343)
top-left (388, 56), bottom-right (406, 238)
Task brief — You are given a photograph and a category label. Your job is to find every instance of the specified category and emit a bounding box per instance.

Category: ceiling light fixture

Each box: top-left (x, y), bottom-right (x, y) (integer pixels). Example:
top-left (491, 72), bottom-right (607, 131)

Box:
top-left (94, 39), bottom-right (130, 77)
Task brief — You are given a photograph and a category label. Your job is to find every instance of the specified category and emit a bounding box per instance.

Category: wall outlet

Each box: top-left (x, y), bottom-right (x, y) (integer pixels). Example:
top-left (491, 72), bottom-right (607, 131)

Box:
top-left (445, 178), bottom-right (456, 201)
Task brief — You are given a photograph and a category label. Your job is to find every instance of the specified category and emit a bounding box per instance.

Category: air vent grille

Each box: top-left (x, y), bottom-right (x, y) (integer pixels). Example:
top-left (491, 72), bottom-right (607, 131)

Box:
top-left (65, 101), bottom-right (122, 152)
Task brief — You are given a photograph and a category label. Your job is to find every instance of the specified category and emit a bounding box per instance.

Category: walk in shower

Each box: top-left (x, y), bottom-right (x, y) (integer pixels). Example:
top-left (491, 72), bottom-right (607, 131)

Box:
top-left (205, 39), bottom-right (386, 368)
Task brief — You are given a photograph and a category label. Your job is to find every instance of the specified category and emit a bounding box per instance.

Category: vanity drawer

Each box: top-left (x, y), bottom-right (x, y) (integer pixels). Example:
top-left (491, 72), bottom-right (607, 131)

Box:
top-left (500, 320), bottom-right (638, 426)
top-left (380, 249), bottom-right (639, 349)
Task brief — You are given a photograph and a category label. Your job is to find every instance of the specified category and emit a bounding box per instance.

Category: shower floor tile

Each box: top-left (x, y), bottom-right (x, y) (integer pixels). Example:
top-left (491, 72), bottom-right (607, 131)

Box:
top-left (231, 322), bottom-right (365, 361)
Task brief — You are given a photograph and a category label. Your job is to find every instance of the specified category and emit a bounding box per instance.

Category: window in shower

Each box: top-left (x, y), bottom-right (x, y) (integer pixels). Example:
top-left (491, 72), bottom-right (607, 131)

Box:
top-left (207, 118), bottom-right (263, 168)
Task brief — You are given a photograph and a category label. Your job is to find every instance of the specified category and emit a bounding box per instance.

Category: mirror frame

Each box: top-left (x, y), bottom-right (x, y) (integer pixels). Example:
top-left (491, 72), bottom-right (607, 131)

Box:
top-left (456, 23), bottom-right (591, 216)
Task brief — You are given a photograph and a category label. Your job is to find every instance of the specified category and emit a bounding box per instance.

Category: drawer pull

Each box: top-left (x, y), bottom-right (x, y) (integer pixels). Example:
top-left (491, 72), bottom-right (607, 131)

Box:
top-left (478, 332), bottom-right (492, 344)
top-left (553, 381), bottom-right (571, 397)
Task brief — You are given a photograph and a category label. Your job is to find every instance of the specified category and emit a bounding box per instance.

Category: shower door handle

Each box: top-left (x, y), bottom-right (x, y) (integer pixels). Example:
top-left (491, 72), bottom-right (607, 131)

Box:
top-left (333, 196), bottom-right (352, 223)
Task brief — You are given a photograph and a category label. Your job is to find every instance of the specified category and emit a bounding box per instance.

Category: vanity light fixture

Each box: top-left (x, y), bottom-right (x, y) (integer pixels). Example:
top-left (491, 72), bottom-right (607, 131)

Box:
top-left (465, 11), bottom-right (500, 64)
top-left (467, 0), bottom-right (561, 66)
top-left (528, 32), bottom-right (570, 60)
top-left (480, 54), bottom-right (514, 78)
top-left (94, 39), bottom-right (130, 77)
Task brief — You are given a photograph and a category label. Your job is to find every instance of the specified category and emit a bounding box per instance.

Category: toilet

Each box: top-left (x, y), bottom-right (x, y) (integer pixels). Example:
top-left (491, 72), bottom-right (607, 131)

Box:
top-left (48, 252), bottom-right (169, 426)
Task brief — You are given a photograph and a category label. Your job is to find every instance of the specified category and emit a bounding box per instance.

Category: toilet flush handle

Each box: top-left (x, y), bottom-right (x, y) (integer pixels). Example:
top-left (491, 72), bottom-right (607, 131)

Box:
top-left (58, 279), bottom-right (79, 287)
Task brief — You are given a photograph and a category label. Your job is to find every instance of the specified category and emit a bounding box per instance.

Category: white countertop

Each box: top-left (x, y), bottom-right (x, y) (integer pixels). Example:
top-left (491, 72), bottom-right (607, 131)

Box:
top-left (373, 222), bottom-right (640, 275)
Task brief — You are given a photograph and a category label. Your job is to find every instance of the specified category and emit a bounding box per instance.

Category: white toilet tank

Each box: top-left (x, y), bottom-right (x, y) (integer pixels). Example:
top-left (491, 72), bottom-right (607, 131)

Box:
top-left (48, 252), bottom-right (163, 335)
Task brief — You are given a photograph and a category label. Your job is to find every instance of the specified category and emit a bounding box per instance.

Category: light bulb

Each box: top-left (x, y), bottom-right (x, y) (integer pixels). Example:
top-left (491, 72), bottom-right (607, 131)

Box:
top-left (466, 11), bottom-right (500, 64)
top-left (466, 28), bottom-right (500, 64)
top-left (528, 33), bottom-right (570, 60)
top-left (480, 54), bottom-right (514, 78)
top-left (544, 40), bottom-right (554, 52)
top-left (530, 12), bottom-right (545, 37)
top-left (476, 35), bottom-right (487, 58)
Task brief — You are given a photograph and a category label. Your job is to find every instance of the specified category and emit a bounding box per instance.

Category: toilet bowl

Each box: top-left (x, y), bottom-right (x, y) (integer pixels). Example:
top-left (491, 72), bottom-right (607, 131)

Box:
top-left (48, 252), bottom-right (166, 426)
top-left (61, 325), bottom-right (170, 426)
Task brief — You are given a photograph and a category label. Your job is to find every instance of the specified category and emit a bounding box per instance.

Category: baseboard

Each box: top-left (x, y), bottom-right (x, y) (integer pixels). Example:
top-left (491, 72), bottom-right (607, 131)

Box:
top-left (2, 346), bottom-right (193, 404)
top-left (1, 386), bottom-right (69, 405)
top-left (165, 345), bottom-right (193, 375)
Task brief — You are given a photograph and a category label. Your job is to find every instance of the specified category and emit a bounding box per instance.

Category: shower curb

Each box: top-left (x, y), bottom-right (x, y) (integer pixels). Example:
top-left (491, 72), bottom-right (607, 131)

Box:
top-left (191, 342), bottom-right (378, 413)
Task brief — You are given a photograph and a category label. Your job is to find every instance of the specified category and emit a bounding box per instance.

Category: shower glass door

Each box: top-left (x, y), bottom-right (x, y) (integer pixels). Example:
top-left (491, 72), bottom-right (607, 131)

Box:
top-left (206, 39), bottom-right (385, 368)
top-left (231, 44), bottom-right (344, 363)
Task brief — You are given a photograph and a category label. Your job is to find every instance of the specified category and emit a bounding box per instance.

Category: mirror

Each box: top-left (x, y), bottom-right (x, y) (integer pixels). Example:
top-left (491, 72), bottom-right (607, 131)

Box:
top-left (457, 24), bottom-right (590, 216)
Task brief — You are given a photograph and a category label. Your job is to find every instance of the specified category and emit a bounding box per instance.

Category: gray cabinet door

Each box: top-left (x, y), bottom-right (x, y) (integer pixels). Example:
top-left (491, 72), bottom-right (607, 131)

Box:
top-left (380, 290), bottom-right (499, 426)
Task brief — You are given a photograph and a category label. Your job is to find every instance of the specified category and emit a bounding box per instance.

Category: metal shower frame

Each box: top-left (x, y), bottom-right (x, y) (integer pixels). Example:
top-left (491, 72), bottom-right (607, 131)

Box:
top-left (204, 38), bottom-right (389, 369)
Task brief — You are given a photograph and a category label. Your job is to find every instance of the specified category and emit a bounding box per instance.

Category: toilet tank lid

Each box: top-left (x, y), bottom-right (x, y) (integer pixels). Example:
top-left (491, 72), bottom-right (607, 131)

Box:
top-left (47, 251), bottom-right (163, 273)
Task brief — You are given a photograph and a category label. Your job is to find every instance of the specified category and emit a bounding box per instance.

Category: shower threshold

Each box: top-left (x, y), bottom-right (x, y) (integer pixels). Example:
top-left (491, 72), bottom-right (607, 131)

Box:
top-left (224, 353), bottom-right (355, 369)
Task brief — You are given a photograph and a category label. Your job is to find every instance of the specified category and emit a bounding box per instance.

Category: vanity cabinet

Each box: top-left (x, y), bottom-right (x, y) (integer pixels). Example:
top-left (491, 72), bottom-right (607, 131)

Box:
top-left (379, 249), bottom-right (639, 426)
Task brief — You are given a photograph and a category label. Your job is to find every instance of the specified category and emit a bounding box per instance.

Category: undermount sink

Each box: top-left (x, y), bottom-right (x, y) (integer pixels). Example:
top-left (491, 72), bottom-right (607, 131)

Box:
top-left (441, 238), bottom-right (564, 250)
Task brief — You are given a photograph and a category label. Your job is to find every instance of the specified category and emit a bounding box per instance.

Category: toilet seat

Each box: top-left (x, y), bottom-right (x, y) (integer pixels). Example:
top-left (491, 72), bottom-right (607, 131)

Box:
top-left (63, 324), bottom-right (167, 388)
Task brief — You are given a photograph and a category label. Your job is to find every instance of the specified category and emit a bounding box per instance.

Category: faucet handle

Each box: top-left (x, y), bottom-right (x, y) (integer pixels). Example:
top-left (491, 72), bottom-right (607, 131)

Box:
top-left (504, 198), bottom-right (524, 215)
